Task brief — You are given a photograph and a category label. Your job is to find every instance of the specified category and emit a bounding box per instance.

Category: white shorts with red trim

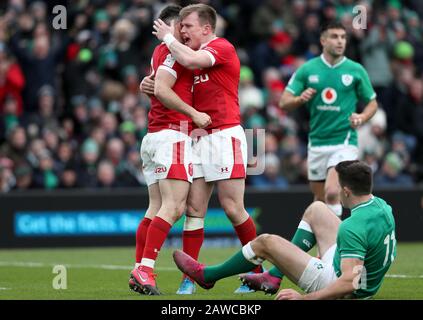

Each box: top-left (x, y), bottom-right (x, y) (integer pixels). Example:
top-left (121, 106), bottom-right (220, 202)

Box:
top-left (140, 130), bottom-right (193, 186)
top-left (192, 125), bottom-right (247, 182)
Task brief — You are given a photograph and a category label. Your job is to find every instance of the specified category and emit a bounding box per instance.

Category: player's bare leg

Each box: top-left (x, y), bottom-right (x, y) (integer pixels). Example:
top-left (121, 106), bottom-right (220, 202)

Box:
top-left (130, 183), bottom-right (161, 294)
top-left (216, 178), bottom-right (249, 226)
top-left (177, 178), bottom-right (214, 294)
top-left (309, 180), bottom-right (325, 202)
top-left (302, 201), bottom-right (340, 257)
top-left (145, 183), bottom-right (163, 219)
top-left (156, 179), bottom-right (190, 224)
top-left (173, 233), bottom-right (312, 292)
top-left (325, 167), bottom-right (343, 217)
top-left (186, 178), bottom-right (214, 220)
top-left (240, 201), bottom-right (339, 294)
top-left (251, 235), bottom-right (312, 283)
top-left (131, 179), bottom-right (190, 295)
top-left (217, 178), bottom-right (262, 293)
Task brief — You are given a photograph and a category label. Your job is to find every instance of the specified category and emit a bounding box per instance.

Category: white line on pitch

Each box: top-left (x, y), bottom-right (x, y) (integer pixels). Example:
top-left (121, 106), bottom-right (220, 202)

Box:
top-left (386, 274), bottom-right (423, 279)
top-left (0, 261), bottom-right (175, 271)
top-left (1, 261), bottom-right (423, 279)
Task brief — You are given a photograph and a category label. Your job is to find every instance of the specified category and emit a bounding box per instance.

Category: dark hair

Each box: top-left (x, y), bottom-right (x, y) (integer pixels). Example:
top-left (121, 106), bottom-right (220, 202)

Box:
top-left (180, 4), bottom-right (217, 32)
top-left (335, 160), bottom-right (373, 196)
top-left (320, 21), bottom-right (346, 35)
top-left (159, 4), bottom-right (182, 25)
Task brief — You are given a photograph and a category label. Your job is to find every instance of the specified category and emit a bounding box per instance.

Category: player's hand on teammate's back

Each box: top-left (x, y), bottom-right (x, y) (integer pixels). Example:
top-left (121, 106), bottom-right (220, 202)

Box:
top-left (140, 75), bottom-right (155, 96)
top-left (275, 288), bottom-right (304, 300)
top-left (192, 112), bottom-right (212, 129)
top-left (349, 113), bottom-right (364, 129)
top-left (153, 19), bottom-right (174, 41)
top-left (299, 88), bottom-right (317, 103)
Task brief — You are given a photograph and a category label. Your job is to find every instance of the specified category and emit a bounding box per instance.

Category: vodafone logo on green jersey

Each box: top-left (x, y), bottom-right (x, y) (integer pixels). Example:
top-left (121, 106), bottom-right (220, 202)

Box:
top-left (321, 87), bottom-right (337, 104)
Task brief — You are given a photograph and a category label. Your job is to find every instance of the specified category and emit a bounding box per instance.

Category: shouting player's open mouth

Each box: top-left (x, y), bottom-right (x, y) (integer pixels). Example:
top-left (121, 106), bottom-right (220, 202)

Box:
top-left (182, 36), bottom-right (191, 46)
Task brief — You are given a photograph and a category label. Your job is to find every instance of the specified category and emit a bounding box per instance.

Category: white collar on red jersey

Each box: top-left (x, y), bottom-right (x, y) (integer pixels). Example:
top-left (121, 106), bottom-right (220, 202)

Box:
top-left (200, 36), bottom-right (219, 50)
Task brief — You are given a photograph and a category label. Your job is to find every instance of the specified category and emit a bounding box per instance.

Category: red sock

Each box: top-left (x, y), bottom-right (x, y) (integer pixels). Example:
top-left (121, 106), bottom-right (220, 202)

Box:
top-left (234, 216), bottom-right (262, 273)
top-left (135, 217), bottom-right (152, 263)
top-left (183, 228), bottom-right (204, 260)
top-left (141, 216), bottom-right (172, 272)
top-left (234, 216), bottom-right (257, 245)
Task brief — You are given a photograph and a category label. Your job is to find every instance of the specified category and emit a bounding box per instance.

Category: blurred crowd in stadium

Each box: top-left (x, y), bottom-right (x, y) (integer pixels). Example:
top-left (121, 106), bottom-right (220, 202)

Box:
top-left (0, 0), bottom-right (422, 192)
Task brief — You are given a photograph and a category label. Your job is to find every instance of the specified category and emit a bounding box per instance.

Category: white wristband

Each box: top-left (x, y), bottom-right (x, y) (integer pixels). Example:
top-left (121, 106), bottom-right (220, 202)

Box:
top-left (163, 33), bottom-right (176, 47)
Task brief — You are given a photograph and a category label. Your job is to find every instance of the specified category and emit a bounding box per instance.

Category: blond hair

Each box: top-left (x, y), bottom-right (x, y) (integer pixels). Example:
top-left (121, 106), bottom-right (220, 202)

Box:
top-left (180, 4), bottom-right (217, 32)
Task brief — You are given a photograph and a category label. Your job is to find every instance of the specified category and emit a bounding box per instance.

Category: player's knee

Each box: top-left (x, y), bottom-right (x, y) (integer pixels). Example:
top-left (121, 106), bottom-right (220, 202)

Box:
top-left (303, 201), bottom-right (326, 221)
top-left (175, 203), bottom-right (187, 219)
top-left (253, 233), bottom-right (274, 256)
top-left (325, 187), bottom-right (338, 203)
top-left (220, 197), bottom-right (242, 217)
top-left (186, 201), bottom-right (206, 218)
top-left (161, 201), bottom-right (185, 219)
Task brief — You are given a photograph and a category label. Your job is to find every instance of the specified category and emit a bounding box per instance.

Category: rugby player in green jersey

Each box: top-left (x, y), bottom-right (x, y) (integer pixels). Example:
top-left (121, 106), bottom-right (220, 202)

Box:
top-left (280, 22), bottom-right (378, 218)
top-left (173, 160), bottom-right (396, 299)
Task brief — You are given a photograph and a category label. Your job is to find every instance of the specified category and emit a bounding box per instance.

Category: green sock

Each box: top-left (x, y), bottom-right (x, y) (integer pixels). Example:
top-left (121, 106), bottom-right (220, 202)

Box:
top-left (203, 249), bottom-right (257, 283)
top-left (268, 221), bottom-right (316, 279)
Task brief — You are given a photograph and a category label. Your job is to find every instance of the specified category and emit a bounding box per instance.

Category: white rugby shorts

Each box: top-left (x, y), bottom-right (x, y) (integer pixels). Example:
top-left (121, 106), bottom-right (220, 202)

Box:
top-left (140, 129), bottom-right (193, 186)
top-left (298, 244), bottom-right (338, 293)
top-left (308, 144), bottom-right (358, 181)
top-left (191, 125), bottom-right (247, 182)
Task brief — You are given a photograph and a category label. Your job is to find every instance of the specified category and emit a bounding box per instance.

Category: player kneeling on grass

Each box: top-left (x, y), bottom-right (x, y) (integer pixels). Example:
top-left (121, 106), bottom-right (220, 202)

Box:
top-left (173, 160), bottom-right (396, 299)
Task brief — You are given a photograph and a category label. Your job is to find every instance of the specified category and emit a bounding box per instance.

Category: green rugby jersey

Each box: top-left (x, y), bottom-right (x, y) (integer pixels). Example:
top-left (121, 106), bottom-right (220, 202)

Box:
top-left (333, 196), bottom-right (396, 299)
top-left (286, 54), bottom-right (376, 147)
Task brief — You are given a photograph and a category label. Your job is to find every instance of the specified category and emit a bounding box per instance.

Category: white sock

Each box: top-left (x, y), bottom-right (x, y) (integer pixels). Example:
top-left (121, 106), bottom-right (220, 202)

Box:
top-left (184, 216), bottom-right (204, 231)
top-left (242, 242), bottom-right (264, 265)
top-left (298, 220), bottom-right (313, 232)
top-left (327, 203), bottom-right (343, 217)
top-left (140, 258), bottom-right (155, 269)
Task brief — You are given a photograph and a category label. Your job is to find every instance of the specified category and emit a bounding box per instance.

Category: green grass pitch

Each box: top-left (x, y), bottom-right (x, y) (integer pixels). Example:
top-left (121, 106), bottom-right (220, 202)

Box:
top-left (0, 243), bottom-right (422, 300)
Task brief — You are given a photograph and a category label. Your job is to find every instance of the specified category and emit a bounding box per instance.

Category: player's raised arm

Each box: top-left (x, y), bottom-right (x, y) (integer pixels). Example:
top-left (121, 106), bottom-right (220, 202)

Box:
top-left (279, 88), bottom-right (317, 112)
top-left (154, 68), bottom-right (211, 128)
top-left (153, 19), bottom-right (213, 70)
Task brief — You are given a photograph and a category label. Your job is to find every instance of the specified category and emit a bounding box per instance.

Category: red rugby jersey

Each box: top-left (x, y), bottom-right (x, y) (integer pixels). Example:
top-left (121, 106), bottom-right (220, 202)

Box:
top-left (148, 44), bottom-right (193, 134)
top-left (192, 38), bottom-right (241, 130)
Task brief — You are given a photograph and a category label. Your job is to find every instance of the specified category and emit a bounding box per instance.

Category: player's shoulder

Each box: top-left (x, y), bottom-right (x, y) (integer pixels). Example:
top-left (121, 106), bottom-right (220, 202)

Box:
top-left (153, 43), bottom-right (170, 58)
top-left (205, 37), bottom-right (235, 51)
top-left (372, 197), bottom-right (394, 217)
top-left (296, 57), bottom-right (321, 72)
top-left (340, 213), bottom-right (367, 234)
top-left (344, 58), bottom-right (366, 72)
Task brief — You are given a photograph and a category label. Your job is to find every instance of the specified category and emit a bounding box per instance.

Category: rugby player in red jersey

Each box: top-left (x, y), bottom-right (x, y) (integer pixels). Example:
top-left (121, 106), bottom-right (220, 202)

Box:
top-left (152, 3), bottom-right (262, 294)
top-left (129, 4), bottom-right (211, 295)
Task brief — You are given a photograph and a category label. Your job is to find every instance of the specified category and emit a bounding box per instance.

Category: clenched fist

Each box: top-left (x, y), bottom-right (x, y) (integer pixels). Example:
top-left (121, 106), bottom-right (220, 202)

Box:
top-left (349, 113), bottom-right (363, 129)
top-left (140, 75), bottom-right (155, 96)
top-left (192, 112), bottom-right (212, 129)
top-left (299, 88), bottom-right (317, 104)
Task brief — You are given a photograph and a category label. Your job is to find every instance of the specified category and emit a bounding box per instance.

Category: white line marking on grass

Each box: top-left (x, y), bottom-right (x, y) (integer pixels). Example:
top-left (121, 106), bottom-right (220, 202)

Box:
top-left (0, 288), bottom-right (11, 290)
top-left (386, 274), bottom-right (423, 279)
top-left (1, 261), bottom-right (421, 278)
top-left (0, 261), bottom-right (176, 271)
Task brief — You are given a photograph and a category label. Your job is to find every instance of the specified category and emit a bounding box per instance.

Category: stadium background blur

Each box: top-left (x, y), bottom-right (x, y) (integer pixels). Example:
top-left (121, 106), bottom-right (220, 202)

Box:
top-left (1, 0), bottom-right (423, 193)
